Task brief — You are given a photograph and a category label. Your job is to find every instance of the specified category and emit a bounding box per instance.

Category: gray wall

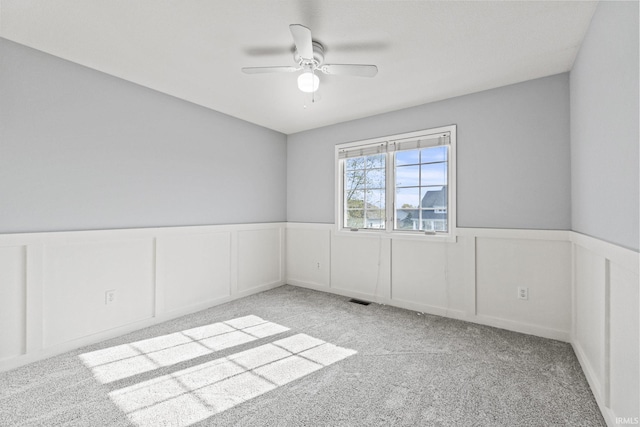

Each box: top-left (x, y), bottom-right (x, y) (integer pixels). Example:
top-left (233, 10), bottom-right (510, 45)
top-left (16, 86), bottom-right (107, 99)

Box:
top-left (570, 1), bottom-right (639, 252)
top-left (287, 74), bottom-right (571, 230)
top-left (0, 38), bottom-right (287, 233)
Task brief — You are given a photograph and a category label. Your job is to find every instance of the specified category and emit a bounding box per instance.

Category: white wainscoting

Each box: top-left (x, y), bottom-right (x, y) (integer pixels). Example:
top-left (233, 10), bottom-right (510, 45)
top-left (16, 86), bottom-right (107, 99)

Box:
top-left (42, 238), bottom-right (155, 348)
top-left (0, 246), bottom-right (26, 360)
top-left (286, 223), bottom-right (572, 340)
top-left (475, 237), bottom-right (572, 335)
top-left (237, 228), bottom-right (284, 295)
top-left (2, 221), bottom-right (637, 424)
top-left (0, 222), bottom-right (286, 371)
top-left (571, 232), bottom-right (639, 427)
top-left (285, 225), bottom-right (331, 290)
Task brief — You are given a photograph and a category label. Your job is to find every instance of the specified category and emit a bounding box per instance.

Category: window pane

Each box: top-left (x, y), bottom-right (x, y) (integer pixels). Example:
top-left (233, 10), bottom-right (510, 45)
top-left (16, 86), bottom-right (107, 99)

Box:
top-left (396, 208), bottom-right (418, 230)
top-left (366, 189), bottom-right (385, 210)
top-left (365, 168), bottom-right (385, 189)
top-left (346, 190), bottom-right (364, 209)
top-left (343, 153), bottom-right (386, 230)
top-left (395, 165), bottom-right (420, 187)
top-left (421, 219), bottom-right (446, 232)
top-left (421, 146), bottom-right (447, 163)
top-left (421, 163), bottom-right (447, 186)
top-left (345, 169), bottom-right (366, 193)
top-left (420, 186), bottom-right (447, 209)
top-left (345, 157), bottom-right (365, 171)
top-left (396, 187), bottom-right (420, 209)
top-left (420, 211), bottom-right (447, 232)
top-left (346, 210), bottom-right (364, 229)
top-left (421, 184), bottom-right (447, 232)
top-left (367, 154), bottom-right (385, 169)
top-left (396, 149), bottom-right (420, 166)
top-left (364, 210), bottom-right (385, 229)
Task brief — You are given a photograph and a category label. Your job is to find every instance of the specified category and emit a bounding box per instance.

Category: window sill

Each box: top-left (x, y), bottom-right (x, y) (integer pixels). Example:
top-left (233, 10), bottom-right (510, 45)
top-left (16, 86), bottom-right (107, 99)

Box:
top-left (334, 227), bottom-right (457, 243)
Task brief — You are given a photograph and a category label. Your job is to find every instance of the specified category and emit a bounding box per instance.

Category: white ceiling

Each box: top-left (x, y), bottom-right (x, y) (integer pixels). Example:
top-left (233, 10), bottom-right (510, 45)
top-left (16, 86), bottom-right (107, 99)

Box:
top-left (0, 1), bottom-right (597, 134)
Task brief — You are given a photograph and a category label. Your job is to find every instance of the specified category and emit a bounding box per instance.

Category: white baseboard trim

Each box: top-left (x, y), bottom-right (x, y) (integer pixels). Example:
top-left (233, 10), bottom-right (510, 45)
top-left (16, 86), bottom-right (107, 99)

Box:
top-left (286, 278), bottom-right (330, 291)
top-left (471, 314), bottom-right (570, 342)
top-left (236, 281), bottom-right (284, 299)
top-left (287, 278), bottom-right (569, 342)
top-left (386, 296), bottom-right (467, 321)
top-left (290, 280), bottom-right (382, 304)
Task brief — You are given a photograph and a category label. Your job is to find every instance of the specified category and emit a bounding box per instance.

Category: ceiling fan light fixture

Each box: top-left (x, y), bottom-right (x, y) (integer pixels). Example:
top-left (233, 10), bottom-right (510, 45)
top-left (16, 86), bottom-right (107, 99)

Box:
top-left (241, 24), bottom-right (378, 97)
top-left (297, 71), bottom-right (319, 93)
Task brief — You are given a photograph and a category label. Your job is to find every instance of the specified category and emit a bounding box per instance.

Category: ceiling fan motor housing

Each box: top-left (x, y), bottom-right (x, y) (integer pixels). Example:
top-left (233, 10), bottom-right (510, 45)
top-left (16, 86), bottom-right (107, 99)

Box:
top-left (294, 41), bottom-right (325, 68)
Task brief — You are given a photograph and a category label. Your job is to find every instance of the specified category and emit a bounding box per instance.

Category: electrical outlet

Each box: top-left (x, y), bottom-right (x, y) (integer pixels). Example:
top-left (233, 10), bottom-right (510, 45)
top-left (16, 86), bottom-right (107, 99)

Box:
top-left (517, 287), bottom-right (528, 300)
top-left (316, 262), bottom-right (321, 270)
top-left (105, 289), bottom-right (116, 305)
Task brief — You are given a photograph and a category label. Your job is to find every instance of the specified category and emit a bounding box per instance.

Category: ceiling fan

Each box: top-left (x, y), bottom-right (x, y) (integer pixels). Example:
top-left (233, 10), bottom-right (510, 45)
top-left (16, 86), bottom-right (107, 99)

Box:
top-left (242, 24), bottom-right (378, 93)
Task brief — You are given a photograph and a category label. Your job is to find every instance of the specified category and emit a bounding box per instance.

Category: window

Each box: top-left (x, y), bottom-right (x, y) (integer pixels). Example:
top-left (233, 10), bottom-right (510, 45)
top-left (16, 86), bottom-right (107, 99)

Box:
top-left (344, 151), bottom-right (386, 230)
top-left (336, 125), bottom-right (456, 238)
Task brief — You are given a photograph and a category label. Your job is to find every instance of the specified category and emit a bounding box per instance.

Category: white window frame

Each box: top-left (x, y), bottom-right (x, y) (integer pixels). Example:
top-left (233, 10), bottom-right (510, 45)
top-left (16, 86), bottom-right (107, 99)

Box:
top-left (335, 125), bottom-right (457, 242)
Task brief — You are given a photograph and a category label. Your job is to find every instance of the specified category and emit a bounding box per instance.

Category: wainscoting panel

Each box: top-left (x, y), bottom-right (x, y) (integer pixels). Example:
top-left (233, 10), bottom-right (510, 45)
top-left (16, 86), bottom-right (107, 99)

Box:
top-left (157, 232), bottom-right (232, 314)
top-left (330, 233), bottom-right (391, 301)
top-left (573, 245), bottom-right (606, 395)
top-left (571, 233), bottom-right (640, 426)
top-left (391, 238), bottom-right (466, 315)
top-left (237, 227), bottom-right (283, 294)
top-left (571, 231), bottom-right (640, 426)
top-left (285, 225), bottom-right (331, 290)
top-left (42, 238), bottom-right (155, 348)
top-left (609, 262), bottom-right (639, 420)
top-left (0, 246), bottom-right (26, 361)
top-left (288, 224), bottom-right (572, 341)
top-left (0, 223), bottom-right (286, 372)
top-left (476, 237), bottom-right (572, 335)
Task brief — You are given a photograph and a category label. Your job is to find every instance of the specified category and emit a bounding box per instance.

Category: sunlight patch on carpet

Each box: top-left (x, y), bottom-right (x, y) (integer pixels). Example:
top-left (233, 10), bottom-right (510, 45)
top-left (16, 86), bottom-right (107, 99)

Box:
top-left (100, 326), bottom-right (355, 426)
top-left (79, 315), bottom-right (289, 383)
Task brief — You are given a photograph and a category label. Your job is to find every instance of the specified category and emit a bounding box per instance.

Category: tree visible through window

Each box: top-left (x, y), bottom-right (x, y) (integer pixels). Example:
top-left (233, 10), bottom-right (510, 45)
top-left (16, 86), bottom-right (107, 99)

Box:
top-left (344, 154), bottom-right (386, 229)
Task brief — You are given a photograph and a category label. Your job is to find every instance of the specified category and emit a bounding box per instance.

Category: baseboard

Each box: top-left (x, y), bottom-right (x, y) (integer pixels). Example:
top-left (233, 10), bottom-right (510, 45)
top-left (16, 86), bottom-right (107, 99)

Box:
top-left (236, 281), bottom-right (285, 298)
top-left (287, 278), bottom-right (569, 342)
top-left (287, 279), bottom-right (391, 306)
top-left (384, 296), bottom-right (467, 321)
top-left (286, 278), bottom-right (330, 292)
top-left (472, 314), bottom-right (570, 342)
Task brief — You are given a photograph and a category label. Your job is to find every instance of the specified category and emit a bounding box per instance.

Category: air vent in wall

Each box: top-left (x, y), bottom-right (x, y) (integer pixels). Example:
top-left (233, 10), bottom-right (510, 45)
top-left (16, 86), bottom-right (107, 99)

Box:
top-left (348, 298), bottom-right (371, 306)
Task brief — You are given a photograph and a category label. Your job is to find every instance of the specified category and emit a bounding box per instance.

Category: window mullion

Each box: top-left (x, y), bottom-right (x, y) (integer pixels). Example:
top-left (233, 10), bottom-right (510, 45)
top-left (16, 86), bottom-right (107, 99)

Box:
top-left (386, 152), bottom-right (394, 233)
top-left (418, 150), bottom-right (422, 231)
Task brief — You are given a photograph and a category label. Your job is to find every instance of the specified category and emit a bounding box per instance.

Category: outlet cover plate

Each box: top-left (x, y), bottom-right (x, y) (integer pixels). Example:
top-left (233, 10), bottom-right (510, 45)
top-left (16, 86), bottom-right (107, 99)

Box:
top-left (517, 287), bottom-right (528, 300)
top-left (105, 289), bottom-right (116, 305)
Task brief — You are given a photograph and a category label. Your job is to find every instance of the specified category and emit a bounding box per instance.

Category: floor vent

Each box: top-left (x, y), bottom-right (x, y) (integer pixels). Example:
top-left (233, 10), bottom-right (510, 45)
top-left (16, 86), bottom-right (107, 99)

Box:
top-left (348, 298), bottom-right (371, 306)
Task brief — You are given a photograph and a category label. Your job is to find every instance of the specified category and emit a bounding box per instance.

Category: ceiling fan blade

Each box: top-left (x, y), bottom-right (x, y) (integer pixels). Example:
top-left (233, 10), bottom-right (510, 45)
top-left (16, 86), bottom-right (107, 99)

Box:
top-left (320, 64), bottom-right (378, 77)
top-left (289, 24), bottom-right (313, 60)
top-left (242, 66), bottom-right (299, 74)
